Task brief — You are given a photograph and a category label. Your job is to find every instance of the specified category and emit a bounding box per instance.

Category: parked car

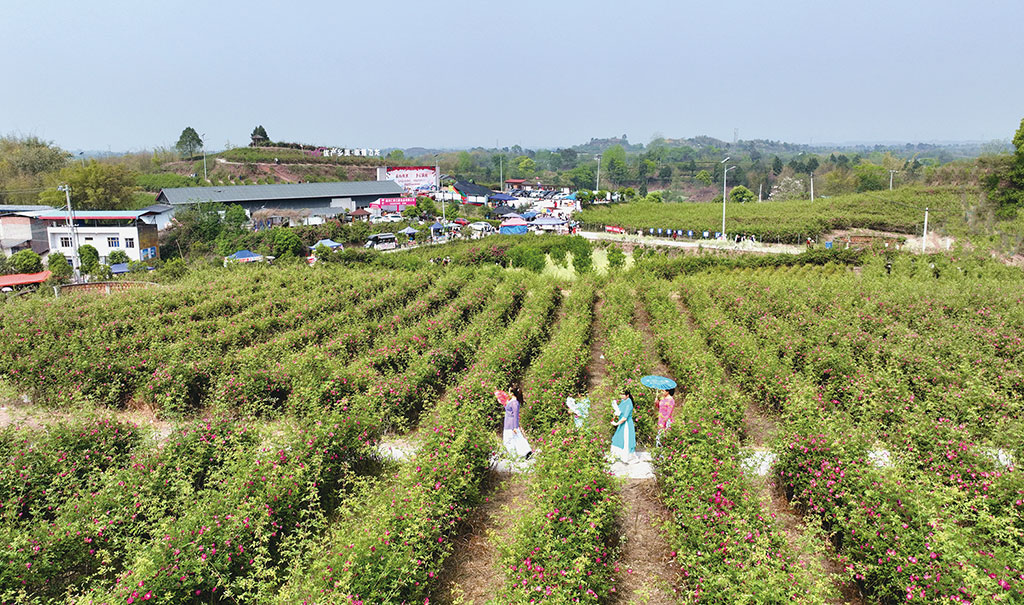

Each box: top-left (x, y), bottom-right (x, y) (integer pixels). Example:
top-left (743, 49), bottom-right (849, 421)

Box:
top-left (469, 221), bottom-right (496, 233)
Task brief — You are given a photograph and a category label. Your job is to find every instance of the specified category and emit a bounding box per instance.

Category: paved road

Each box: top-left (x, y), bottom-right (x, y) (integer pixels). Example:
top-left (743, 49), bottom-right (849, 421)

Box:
top-left (578, 230), bottom-right (805, 255)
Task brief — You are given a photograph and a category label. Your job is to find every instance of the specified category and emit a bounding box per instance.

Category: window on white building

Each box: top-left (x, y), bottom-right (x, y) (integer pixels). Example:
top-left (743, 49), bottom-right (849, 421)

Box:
top-left (125, 237), bottom-right (135, 249)
top-left (60, 236), bottom-right (72, 248)
top-left (108, 236), bottom-right (120, 248)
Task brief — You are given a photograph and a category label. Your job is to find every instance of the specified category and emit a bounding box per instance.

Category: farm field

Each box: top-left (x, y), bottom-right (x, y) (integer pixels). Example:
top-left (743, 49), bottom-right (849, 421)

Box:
top-left (577, 187), bottom-right (970, 244)
top-left (1, 243), bottom-right (1023, 604)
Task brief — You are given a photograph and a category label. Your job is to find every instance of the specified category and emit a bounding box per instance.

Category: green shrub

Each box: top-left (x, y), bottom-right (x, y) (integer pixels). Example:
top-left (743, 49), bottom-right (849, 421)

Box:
top-left (568, 236), bottom-right (593, 275)
top-left (108, 250), bottom-right (130, 265)
top-left (46, 253), bottom-right (72, 280)
top-left (78, 245), bottom-right (99, 273)
top-left (606, 244), bottom-right (625, 270)
top-left (8, 249), bottom-right (42, 274)
top-left (507, 244), bottom-right (546, 273)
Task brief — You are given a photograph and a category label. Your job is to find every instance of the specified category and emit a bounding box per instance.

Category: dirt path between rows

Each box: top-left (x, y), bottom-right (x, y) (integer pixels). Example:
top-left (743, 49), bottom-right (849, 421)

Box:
top-left (432, 472), bottom-right (529, 604)
top-left (605, 294), bottom-right (679, 605)
top-left (428, 288), bottom-right (567, 602)
top-left (585, 294), bottom-right (608, 393)
top-left (0, 395), bottom-right (174, 439)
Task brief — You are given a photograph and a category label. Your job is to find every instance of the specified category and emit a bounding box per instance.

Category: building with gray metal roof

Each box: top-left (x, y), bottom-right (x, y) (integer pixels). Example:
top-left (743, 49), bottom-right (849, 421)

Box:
top-left (155, 181), bottom-right (406, 217)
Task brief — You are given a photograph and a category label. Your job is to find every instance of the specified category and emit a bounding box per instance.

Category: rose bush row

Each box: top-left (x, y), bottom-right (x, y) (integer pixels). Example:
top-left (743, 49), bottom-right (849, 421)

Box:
top-left (521, 279), bottom-right (597, 433)
top-left (277, 278), bottom-right (561, 603)
top-left (642, 281), bottom-right (833, 602)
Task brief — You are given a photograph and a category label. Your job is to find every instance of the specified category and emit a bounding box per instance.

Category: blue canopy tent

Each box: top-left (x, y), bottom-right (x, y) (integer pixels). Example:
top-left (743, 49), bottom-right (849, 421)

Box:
top-left (309, 238), bottom-right (343, 250)
top-left (499, 217), bottom-right (529, 235)
top-left (489, 192), bottom-right (517, 202)
top-left (225, 250), bottom-right (264, 263)
top-left (520, 211), bottom-right (539, 220)
top-left (110, 263), bottom-right (129, 275)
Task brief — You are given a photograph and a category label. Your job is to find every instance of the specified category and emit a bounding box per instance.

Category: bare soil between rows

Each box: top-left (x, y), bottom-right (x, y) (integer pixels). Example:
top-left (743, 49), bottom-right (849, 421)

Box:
top-left (432, 471), bottom-right (529, 604)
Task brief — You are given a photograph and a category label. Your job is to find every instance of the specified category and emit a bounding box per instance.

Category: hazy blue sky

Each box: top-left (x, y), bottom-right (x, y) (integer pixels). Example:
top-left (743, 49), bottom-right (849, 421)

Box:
top-left (3, 0), bottom-right (1022, 152)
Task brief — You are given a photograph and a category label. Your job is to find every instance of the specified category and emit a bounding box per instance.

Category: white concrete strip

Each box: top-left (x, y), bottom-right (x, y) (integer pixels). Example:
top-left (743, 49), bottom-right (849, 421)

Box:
top-left (741, 450), bottom-right (777, 476)
top-left (376, 438), bottom-right (420, 462)
top-left (868, 449), bottom-right (893, 468)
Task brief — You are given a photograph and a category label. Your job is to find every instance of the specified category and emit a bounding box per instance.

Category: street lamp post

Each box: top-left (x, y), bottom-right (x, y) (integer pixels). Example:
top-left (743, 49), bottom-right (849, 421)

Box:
top-left (720, 157), bottom-right (735, 239)
top-left (889, 169), bottom-right (898, 190)
top-left (595, 155), bottom-right (601, 193)
top-left (810, 172), bottom-right (815, 201)
top-left (201, 133), bottom-right (207, 182)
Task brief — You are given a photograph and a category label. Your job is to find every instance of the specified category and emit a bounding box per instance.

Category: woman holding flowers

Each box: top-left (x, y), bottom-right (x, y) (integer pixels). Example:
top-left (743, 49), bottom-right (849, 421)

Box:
top-left (610, 389), bottom-right (635, 461)
top-left (565, 395), bottom-right (591, 429)
top-left (497, 389), bottom-right (532, 459)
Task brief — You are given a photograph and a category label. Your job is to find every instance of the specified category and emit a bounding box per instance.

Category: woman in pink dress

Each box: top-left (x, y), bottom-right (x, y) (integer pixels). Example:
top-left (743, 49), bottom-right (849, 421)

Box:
top-left (656, 388), bottom-right (676, 447)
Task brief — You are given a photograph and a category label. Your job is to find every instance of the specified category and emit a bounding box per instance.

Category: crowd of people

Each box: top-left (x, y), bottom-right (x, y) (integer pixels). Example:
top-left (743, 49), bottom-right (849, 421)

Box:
top-left (493, 384), bottom-right (677, 463)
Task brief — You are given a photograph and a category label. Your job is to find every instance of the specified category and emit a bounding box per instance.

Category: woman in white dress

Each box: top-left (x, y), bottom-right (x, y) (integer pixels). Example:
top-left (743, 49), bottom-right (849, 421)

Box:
top-left (496, 389), bottom-right (532, 459)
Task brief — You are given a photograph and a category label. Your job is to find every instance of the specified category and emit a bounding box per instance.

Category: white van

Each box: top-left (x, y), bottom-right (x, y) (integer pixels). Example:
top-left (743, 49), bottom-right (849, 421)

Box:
top-left (365, 233), bottom-right (397, 250)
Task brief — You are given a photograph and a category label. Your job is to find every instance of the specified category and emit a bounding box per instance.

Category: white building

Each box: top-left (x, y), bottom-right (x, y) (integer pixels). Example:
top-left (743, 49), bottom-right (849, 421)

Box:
top-left (33, 209), bottom-right (160, 264)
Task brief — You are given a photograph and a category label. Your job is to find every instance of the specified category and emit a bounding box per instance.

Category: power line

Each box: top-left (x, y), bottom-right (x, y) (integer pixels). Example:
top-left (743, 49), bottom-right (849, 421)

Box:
top-left (0, 186), bottom-right (49, 195)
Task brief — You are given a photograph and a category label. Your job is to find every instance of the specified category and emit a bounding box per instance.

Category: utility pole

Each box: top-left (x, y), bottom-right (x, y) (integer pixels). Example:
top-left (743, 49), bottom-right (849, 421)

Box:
top-left (889, 170), bottom-right (898, 190)
top-left (57, 184), bottom-right (81, 275)
top-left (810, 172), bottom-right (814, 201)
top-left (921, 207), bottom-right (929, 253)
top-left (595, 155), bottom-right (601, 193)
top-left (201, 133), bottom-right (208, 182)
top-left (758, 183), bottom-right (763, 202)
top-left (434, 154), bottom-right (445, 223)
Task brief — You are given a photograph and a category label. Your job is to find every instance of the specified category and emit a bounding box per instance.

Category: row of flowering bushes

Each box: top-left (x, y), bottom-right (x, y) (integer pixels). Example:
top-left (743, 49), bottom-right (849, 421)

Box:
top-left (675, 267), bottom-right (1024, 602)
top-left (641, 281), bottom-right (833, 602)
top-left (598, 279), bottom-right (659, 443)
top-left (1, 413), bottom-right (375, 603)
top-left (2, 268), bottom-right (545, 603)
top-left (495, 426), bottom-right (621, 603)
top-left (277, 278), bottom-right (561, 603)
top-left (0, 265), bottom-right (464, 416)
top-left (692, 265), bottom-right (1024, 490)
top-left (521, 279), bottom-right (597, 433)
top-left (775, 411), bottom-right (1024, 603)
top-left (677, 280), bottom-right (815, 415)
top-left (493, 278), bottom-right (626, 603)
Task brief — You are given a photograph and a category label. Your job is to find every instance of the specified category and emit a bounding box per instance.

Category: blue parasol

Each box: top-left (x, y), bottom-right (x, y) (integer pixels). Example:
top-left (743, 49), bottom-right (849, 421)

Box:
top-left (640, 375), bottom-right (677, 390)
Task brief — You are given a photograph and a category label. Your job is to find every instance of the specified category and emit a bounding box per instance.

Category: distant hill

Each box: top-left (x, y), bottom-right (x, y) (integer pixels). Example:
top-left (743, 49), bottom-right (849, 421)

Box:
top-left (571, 135), bottom-right (645, 154)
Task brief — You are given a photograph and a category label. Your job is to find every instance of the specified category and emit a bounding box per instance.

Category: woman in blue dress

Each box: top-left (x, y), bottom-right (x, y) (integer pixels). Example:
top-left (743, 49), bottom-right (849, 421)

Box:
top-left (610, 389), bottom-right (635, 462)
